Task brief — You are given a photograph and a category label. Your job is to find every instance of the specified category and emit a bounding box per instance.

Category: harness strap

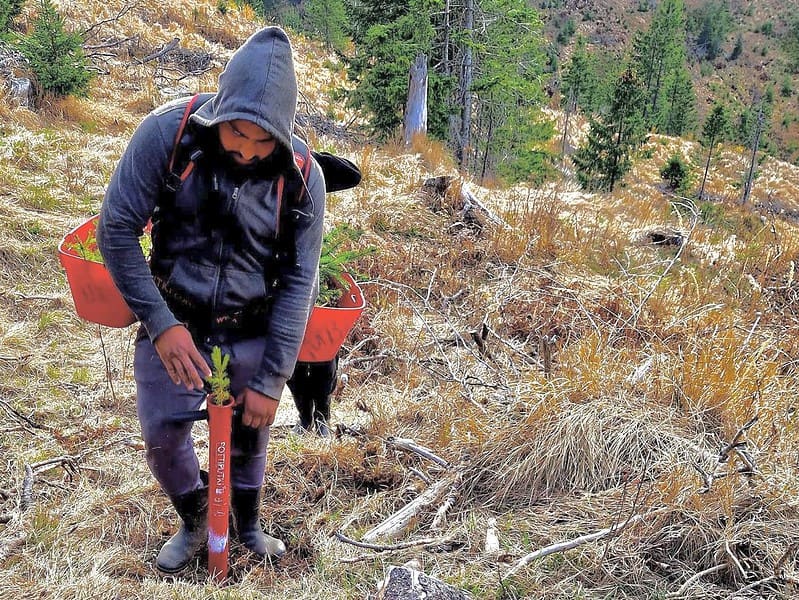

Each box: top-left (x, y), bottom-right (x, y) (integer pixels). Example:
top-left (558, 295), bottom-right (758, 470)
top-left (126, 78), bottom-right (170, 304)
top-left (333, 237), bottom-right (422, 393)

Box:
top-left (275, 145), bottom-right (313, 236)
top-left (165, 93), bottom-right (202, 192)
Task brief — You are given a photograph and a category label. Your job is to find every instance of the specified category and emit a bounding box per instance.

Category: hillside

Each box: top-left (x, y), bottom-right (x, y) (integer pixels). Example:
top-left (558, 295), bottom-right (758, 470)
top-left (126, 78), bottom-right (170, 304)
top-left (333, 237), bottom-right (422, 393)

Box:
top-left (542, 0), bottom-right (799, 164)
top-left (2, 1), bottom-right (799, 599)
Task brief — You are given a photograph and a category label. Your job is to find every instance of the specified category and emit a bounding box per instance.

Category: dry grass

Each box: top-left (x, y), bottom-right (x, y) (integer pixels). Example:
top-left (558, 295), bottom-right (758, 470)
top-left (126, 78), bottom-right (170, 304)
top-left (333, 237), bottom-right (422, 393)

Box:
top-left (2, 1), bottom-right (799, 599)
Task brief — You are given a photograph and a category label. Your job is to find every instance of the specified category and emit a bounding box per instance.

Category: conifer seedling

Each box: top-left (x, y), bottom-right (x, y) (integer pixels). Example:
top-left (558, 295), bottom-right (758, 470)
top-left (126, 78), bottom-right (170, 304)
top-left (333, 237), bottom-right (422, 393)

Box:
top-left (207, 346), bottom-right (231, 405)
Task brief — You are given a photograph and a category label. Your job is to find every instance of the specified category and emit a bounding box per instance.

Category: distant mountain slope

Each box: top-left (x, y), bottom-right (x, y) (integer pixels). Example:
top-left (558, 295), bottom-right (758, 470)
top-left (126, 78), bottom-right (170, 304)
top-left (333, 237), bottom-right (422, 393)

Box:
top-left (540, 0), bottom-right (799, 163)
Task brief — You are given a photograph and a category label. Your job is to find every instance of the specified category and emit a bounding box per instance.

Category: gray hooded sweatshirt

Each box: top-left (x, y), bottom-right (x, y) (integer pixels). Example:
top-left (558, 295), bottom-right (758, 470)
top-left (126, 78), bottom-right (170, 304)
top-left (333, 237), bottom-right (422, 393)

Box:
top-left (97, 27), bottom-right (325, 400)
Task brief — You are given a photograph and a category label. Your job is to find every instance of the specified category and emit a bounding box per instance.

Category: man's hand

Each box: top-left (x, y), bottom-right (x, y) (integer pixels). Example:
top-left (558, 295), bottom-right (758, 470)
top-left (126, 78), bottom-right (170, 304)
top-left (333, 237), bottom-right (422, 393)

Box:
top-left (236, 387), bottom-right (279, 429)
top-left (153, 325), bottom-right (211, 390)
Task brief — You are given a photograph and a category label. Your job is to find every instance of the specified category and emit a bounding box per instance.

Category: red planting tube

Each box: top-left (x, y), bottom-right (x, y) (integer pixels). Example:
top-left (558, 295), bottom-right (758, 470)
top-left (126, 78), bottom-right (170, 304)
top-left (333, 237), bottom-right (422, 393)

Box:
top-left (207, 398), bottom-right (233, 583)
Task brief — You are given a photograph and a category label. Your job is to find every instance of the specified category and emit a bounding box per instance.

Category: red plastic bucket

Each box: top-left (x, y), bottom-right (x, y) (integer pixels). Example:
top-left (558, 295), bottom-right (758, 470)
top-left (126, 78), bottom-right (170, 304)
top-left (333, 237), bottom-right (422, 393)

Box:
top-left (297, 273), bottom-right (366, 363)
top-left (57, 215), bottom-right (136, 328)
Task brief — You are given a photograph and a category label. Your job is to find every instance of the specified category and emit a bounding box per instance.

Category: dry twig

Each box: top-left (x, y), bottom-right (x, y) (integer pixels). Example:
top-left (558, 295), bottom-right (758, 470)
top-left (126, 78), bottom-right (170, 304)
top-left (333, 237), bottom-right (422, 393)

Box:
top-left (667, 564), bottom-right (726, 598)
top-left (386, 437), bottom-right (451, 468)
top-left (335, 531), bottom-right (449, 552)
top-left (505, 507), bottom-right (669, 579)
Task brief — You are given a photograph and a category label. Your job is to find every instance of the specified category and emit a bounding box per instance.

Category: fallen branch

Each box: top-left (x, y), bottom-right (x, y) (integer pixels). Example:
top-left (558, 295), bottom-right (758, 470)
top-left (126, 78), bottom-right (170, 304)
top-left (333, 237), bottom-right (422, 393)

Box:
top-left (135, 37), bottom-right (180, 64)
top-left (718, 416), bottom-right (758, 463)
top-left (408, 467), bottom-right (431, 485)
top-left (725, 539), bottom-right (747, 579)
top-left (667, 564), bottom-right (726, 598)
top-left (0, 355), bottom-right (31, 362)
top-left (0, 398), bottom-right (47, 430)
top-left (725, 576), bottom-right (776, 599)
top-left (82, 2), bottom-right (139, 39)
top-left (84, 36), bottom-right (137, 51)
top-left (362, 477), bottom-right (452, 542)
top-left (696, 416), bottom-right (760, 492)
top-left (335, 531), bottom-right (448, 552)
top-left (460, 183), bottom-right (510, 229)
top-left (505, 507), bottom-right (668, 579)
top-left (386, 437), bottom-right (450, 468)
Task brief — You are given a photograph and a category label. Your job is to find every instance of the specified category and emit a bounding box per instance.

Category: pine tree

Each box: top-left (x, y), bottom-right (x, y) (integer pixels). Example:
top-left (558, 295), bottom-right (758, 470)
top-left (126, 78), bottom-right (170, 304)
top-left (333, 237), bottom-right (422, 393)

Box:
top-left (561, 36), bottom-right (596, 114)
top-left (465, 0), bottom-right (550, 183)
top-left (690, 1), bottom-right (732, 61)
top-left (346, 0), bottom-right (449, 139)
top-left (305, 0), bottom-right (349, 52)
top-left (785, 18), bottom-right (799, 72)
top-left (0, 0), bottom-right (23, 34)
top-left (15, 0), bottom-right (92, 97)
top-left (698, 103), bottom-right (728, 200)
top-left (631, 0), bottom-right (694, 134)
top-left (660, 65), bottom-right (696, 135)
top-left (572, 67), bottom-right (647, 193)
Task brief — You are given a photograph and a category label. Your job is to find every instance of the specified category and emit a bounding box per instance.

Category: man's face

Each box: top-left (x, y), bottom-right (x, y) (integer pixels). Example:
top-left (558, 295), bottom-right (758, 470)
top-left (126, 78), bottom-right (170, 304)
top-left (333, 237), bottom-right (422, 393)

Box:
top-left (217, 120), bottom-right (277, 166)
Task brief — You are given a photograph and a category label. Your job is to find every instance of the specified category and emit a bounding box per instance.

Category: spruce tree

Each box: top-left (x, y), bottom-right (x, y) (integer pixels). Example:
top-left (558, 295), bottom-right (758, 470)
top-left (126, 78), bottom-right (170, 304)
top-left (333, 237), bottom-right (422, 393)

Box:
top-left (660, 65), bottom-right (696, 135)
top-left (689, 1), bottom-right (732, 61)
top-left (572, 67), bottom-right (647, 193)
top-left (631, 0), bottom-right (694, 134)
top-left (15, 0), bottom-right (92, 97)
top-left (698, 103), bottom-right (728, 200)
top-left (346, 0), bottom-right (447, 139)
top-left (304, 0), bottom-right (349, 52)
top-left (561, 36), bottom-right (596, 114)
top-left (466, 0), bottom-right (550, 183)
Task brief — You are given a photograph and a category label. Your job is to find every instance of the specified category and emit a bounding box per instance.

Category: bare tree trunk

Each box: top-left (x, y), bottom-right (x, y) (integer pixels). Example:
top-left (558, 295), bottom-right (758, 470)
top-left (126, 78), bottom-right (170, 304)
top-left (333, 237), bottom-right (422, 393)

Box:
top-left (443, 0), bottom-right (451, 76)
top-left (741, 99), bottom-right (764, 206)
top-left (561, 88), bottom-right (575, 164)
top-left (403, 53), bottom-right (428, 146)
top-left (698, 135), bottom-right (715, 200)
top-left (480, 103), bottom-right (494, 183)
top-left (457, 0), bottom-right (474, 169)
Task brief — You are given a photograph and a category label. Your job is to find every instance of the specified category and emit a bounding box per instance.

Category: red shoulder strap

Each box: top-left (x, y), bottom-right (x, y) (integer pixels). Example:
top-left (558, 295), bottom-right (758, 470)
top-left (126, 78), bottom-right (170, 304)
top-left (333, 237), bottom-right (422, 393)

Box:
top-left (167, 94), bottom-right (201, 185)
top-left (275, 143), bottom-right (313, 236)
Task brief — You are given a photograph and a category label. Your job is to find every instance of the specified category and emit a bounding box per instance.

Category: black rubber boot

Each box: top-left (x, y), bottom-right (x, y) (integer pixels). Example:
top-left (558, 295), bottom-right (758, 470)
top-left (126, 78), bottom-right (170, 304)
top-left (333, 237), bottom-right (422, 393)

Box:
top-left (292, 393), bottom-right (315, 434)
top-left (288, 359), bottom-right (338, 437)
top-left (156, 486), bottom-right (208, 573)
top-left (312, 394), bottom-right (331, 438)
top-left (231, 488), bottom-right (286, 558)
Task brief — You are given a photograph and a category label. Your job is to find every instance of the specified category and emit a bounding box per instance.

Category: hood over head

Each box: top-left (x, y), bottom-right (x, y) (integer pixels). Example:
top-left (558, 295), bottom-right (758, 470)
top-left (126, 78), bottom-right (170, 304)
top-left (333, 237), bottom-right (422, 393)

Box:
top-left (192, 27), bottom-right (298, 169)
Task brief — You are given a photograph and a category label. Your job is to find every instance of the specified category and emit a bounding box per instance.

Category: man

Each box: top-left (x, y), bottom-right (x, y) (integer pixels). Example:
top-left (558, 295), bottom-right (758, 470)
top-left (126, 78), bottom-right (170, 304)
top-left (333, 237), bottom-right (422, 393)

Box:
top-left (97, 27), bottom-right (324, 573)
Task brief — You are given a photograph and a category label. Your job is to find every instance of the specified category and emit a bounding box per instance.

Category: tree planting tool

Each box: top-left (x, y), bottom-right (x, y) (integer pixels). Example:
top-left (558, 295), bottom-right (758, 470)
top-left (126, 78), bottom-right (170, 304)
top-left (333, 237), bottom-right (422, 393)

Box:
top-left (172, 399), bottom-right (236, 583)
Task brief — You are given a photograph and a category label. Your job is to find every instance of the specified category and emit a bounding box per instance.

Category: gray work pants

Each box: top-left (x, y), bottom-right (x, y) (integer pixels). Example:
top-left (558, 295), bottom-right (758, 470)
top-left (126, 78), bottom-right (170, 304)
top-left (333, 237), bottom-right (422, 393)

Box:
top-left (134, 329), bottom-right (270, 498)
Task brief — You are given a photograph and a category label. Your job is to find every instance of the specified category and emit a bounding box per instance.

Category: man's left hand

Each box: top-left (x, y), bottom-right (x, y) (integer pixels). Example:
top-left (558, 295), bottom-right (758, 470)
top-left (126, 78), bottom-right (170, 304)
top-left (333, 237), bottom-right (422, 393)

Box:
top-left (236, 387), bottom-right (279, 429)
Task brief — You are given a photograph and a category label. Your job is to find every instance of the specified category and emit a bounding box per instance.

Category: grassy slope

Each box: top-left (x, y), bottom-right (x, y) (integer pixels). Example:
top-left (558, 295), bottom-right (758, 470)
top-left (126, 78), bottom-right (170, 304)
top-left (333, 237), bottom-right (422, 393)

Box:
top-left (2, 1), bottom-right (799, 598)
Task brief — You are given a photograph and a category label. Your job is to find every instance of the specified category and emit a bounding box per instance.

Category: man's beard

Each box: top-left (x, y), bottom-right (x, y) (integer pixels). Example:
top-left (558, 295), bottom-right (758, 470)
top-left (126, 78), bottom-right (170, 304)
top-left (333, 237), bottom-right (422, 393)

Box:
top-left (214, 141), bottom-right (283, 179)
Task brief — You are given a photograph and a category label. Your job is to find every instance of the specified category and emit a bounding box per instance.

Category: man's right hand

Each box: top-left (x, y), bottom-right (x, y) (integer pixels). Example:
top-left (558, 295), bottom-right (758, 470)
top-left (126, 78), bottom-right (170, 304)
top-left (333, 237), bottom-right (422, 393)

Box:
top-left (153, 325), bottom-right (211, 390)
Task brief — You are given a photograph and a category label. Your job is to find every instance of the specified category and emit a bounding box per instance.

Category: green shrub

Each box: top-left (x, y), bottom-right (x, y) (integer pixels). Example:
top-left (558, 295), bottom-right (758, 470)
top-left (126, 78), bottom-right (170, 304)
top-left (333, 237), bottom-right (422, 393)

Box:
top-left (781, 75), bottom-right (793, 97)
top-left (14, 0), bottom-right (92, 97)
top-left (660, 153), bottom-right (692, 194)
top-left (0, 0), bottom-right (23, 33)
top-left (729, 33), bottom-right (743, 60)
